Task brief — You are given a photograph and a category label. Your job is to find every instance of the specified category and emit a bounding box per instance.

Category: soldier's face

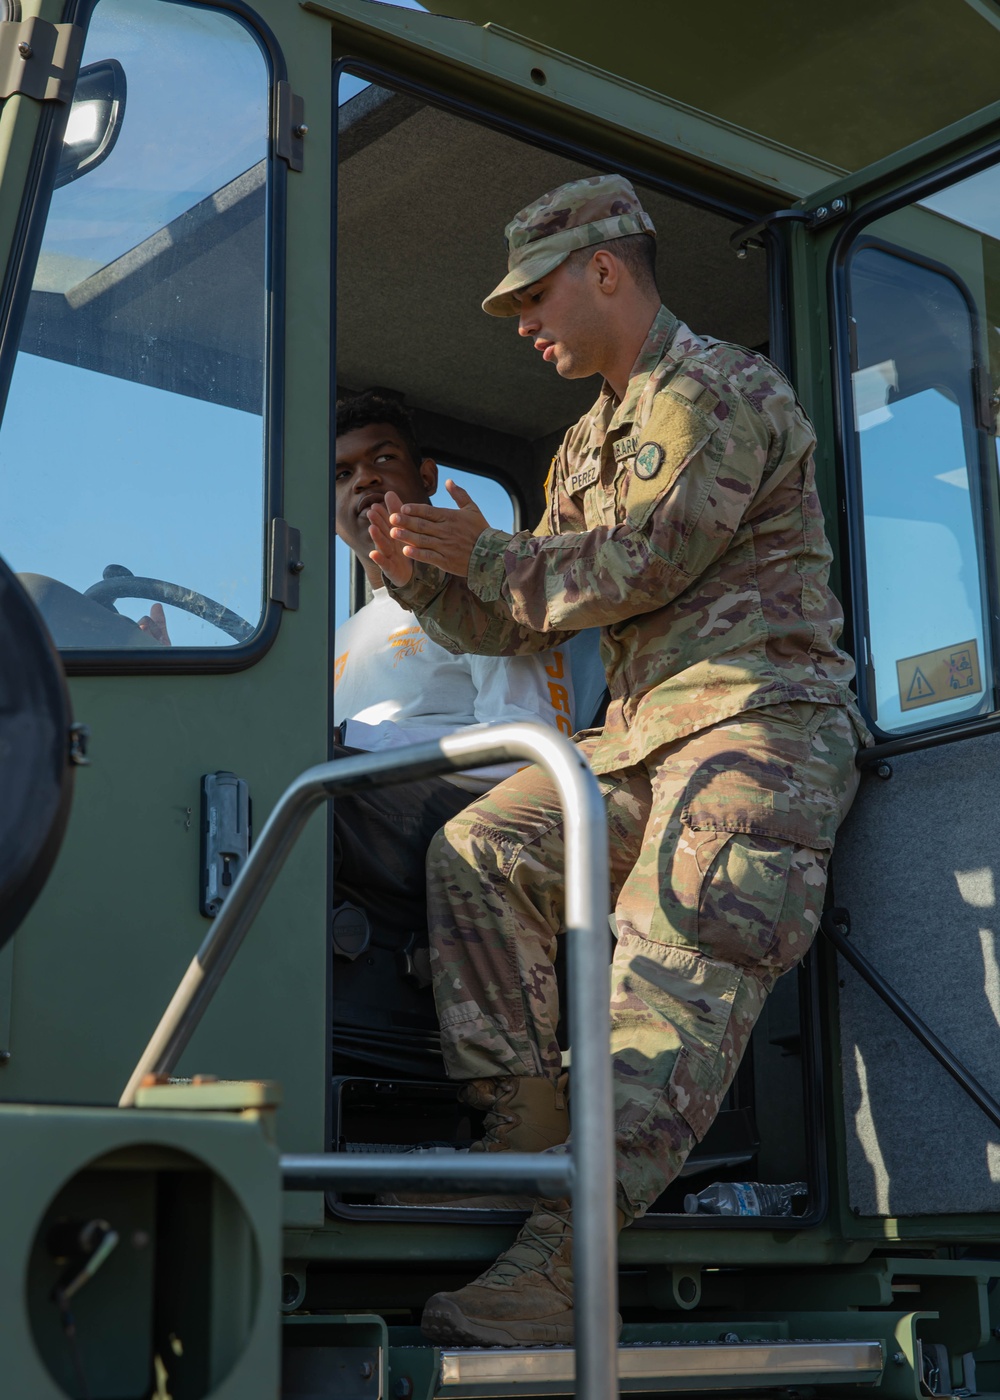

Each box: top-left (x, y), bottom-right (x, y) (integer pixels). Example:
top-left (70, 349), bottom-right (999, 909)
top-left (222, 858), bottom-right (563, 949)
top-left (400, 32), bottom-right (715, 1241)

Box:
top-left (334, 423), bottom-right (437, 561)
top-left (514, 259), bottom-right (607, 380)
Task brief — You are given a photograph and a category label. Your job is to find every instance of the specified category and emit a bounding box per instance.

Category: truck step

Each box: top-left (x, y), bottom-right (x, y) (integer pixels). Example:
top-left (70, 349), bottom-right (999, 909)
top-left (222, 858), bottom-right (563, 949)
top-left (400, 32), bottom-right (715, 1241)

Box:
top-left (435, 1338), bottom-right (884, 1395)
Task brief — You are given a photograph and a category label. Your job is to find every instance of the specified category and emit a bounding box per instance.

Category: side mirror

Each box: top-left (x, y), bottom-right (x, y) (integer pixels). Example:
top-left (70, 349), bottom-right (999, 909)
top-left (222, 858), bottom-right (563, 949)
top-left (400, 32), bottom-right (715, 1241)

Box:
top-left (55, 58), bottom-right (127, 190)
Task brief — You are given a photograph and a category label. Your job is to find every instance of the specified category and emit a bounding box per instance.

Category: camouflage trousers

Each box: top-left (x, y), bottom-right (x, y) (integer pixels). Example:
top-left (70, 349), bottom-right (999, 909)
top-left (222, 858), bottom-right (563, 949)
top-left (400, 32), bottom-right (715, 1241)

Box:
top-left (426, 702), bottom-right (861, 1219)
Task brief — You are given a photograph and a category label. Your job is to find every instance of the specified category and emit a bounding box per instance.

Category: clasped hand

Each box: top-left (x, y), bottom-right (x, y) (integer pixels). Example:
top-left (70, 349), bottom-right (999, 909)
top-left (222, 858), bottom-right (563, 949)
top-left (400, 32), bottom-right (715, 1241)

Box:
top-left (368, 480), bottom-right (488, 587)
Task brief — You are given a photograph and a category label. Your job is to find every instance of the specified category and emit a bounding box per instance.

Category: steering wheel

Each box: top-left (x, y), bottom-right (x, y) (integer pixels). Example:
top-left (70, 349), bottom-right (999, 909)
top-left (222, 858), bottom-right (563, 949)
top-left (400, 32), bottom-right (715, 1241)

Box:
top-left (84, 565), bottom-right (254, 643)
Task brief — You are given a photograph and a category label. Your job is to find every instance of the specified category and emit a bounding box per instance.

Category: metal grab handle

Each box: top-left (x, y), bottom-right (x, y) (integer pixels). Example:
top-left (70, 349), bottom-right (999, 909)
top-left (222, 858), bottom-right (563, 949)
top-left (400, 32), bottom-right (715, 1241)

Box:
top-left (280, 1151), bottom-right (573, 1196)
top-left (119, 723), bottom-right (618, 1400)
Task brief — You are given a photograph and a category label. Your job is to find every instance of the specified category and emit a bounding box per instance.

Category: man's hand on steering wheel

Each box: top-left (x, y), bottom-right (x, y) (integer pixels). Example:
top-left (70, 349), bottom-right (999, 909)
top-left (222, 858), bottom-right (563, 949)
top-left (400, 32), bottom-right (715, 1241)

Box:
top-left (138, 602), bottom-right (172, 646)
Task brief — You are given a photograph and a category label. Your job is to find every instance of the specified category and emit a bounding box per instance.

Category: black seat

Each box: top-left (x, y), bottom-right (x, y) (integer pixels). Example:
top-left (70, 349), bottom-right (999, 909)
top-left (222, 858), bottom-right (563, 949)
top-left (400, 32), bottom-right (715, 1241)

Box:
top-left (0, 554), bottom-right (75, 945)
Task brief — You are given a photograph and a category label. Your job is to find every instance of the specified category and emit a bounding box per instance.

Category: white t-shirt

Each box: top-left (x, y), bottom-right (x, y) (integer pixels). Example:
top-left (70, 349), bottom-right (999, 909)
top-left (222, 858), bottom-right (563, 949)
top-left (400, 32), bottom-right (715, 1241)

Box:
top-left (334, 589), bottom-right (575, 793)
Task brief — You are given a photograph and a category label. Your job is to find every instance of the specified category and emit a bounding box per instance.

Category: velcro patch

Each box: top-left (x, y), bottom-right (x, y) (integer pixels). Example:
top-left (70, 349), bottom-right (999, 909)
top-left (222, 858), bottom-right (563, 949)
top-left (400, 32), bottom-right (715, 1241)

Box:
top-left (670, 374), bottom-right (719, 416)
top-left (625, 391), bottom-right (717, 525)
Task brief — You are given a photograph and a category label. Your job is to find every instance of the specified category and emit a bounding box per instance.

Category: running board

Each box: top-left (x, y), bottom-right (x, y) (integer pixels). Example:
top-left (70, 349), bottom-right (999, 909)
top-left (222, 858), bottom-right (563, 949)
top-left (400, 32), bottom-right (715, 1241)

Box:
top-left (437, 1338), bottom-right (884, 1395)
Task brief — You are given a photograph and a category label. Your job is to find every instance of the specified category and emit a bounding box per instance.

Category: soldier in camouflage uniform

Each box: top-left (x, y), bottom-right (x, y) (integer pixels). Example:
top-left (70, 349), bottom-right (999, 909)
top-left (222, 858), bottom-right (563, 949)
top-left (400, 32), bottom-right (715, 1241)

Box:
top-left (368, 174), bottom-right (871, 1347)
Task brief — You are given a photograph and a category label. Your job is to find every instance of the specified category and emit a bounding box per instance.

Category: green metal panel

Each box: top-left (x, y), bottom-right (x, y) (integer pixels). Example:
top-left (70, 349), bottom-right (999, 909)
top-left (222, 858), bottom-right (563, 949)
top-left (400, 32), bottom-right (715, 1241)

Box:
top-left (306, 0), bottom-right (840, 205)
top-left (0, 1100), bottom-right (280, 1399)
top-left (417, 0), bottom-right (1000, 178)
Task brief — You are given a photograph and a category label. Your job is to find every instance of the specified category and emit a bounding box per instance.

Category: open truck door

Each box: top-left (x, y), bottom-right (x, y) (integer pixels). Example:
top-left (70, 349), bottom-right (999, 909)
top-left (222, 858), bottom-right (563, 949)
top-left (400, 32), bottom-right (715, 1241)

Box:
top-left (788, 90), bottom-right (1000, 1253)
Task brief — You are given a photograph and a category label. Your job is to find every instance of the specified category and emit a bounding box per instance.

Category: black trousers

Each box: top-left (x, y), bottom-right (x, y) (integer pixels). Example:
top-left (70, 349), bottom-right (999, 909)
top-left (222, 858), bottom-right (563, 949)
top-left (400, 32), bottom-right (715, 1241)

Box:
top-left (331, 742), bottom-right (476, 1077)
top-left (332, 742), bottom-right (476, 936)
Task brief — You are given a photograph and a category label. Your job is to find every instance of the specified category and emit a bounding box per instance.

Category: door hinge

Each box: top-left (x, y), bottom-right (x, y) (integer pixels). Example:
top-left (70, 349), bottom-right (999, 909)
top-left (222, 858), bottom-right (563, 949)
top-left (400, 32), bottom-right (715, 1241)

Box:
top-left (731, 195), bottom-right (851, 256)
top-left (269, 517), bottom-right (303, 609)
top-left (0, 18), bottom-right (84, 103)
top-left (274, 79), bottom-right (306, 172)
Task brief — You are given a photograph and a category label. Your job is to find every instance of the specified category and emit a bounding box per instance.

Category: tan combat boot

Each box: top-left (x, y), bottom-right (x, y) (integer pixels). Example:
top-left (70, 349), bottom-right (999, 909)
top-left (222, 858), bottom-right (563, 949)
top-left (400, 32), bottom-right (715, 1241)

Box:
top-left (421, 1199), bottom-right (626, 1346)
top-left (379, 1074), bottom-right (568, 1209)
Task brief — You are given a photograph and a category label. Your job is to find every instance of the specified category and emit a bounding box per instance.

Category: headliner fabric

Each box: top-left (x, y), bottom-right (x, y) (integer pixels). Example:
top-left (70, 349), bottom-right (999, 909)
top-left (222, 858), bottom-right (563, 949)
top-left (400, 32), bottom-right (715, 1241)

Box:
top-left (336, 89), bottom-right (768, 445)
top-left (835, 735), bottom-right (1000, 1216)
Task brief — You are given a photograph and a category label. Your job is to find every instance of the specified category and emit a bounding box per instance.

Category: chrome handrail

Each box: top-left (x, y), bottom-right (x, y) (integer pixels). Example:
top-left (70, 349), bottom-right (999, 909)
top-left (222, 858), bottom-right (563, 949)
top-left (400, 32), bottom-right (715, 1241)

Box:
top-left (119, 723), bottom-right (616, 1400)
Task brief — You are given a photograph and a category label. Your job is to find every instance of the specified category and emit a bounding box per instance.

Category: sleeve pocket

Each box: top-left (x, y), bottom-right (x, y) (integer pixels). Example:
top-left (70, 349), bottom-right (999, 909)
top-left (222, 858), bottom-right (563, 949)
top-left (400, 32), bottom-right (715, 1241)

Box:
top-left (624, 391), bottom-right (719, 530)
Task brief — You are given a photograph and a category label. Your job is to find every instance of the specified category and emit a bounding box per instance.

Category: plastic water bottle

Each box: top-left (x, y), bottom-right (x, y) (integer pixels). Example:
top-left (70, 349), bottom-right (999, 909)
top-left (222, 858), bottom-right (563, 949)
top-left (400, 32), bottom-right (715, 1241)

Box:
top-left (683, 1181), bottom-right (808, 1217)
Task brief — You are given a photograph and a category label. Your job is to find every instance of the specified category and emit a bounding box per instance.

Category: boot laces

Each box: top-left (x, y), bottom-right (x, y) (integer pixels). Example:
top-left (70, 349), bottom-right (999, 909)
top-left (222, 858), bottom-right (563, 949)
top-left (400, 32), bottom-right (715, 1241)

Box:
top-left (486, 1209), bottom-right (572, 1286)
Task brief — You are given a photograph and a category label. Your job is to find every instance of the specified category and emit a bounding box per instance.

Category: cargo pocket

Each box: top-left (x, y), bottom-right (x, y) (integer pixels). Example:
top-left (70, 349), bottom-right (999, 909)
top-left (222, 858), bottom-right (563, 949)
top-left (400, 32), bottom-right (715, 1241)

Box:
top-left (664, 964), bottom-right (771, 1142)
top-left (666, 1044), bottom-right (722, 1143)
top-left (679, 723), bottom-right (838, 852)
top-left (610, 932), bottom-right (740, 1144)
top-left (673, 719), bottom-right (835, 971)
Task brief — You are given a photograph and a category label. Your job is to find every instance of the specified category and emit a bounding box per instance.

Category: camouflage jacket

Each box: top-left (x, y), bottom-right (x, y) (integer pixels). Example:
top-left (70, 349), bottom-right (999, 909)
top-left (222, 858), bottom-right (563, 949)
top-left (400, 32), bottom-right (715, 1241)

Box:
top-left (389, 305), bottom-right (870, 776)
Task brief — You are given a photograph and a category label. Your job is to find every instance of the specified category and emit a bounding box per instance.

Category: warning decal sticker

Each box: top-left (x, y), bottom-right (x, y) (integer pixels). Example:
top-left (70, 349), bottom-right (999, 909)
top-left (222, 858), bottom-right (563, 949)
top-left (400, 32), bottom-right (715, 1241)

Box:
top-left (896, 638), bottom-right (983, 713)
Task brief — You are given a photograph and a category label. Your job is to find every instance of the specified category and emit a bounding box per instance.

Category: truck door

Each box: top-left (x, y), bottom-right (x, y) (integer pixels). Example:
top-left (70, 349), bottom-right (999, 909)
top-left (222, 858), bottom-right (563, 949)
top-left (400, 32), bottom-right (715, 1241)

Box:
top-left (794, 121), bottom-right (1000, 1228)
top-left (0, 0), bottom-right (331, 1226)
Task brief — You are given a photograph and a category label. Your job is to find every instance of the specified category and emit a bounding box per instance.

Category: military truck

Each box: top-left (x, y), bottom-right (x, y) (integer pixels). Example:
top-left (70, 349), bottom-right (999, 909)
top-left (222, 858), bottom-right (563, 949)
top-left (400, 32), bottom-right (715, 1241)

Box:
top-left (3, 0), bottom-right (1000, 1394)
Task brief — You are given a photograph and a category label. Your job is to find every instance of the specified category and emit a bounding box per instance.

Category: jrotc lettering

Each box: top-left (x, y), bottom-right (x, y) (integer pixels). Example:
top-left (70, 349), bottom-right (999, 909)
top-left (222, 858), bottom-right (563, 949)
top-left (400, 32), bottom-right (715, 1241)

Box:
top-left (389, 627), bottom-right (426, 664)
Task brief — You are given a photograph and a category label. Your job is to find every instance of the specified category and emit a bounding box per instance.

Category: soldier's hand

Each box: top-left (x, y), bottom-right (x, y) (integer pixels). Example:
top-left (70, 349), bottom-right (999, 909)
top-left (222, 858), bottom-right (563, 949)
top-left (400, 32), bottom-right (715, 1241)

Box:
top-left (368, 492), bottom-right (413, 586)
top-left (388, 480), bottom-right (489, 577)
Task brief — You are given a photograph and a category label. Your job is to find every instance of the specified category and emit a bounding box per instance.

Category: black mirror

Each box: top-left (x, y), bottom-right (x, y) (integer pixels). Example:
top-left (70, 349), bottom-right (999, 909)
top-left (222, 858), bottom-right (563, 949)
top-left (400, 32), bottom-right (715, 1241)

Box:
top-left (55, 59), bottom-right (127, 190)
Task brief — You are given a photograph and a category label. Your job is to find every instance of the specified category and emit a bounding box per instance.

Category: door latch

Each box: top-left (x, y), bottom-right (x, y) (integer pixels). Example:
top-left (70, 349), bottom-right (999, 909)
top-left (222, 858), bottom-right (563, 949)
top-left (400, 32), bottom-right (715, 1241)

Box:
top-left (200, 772), bottom-right (251, 917)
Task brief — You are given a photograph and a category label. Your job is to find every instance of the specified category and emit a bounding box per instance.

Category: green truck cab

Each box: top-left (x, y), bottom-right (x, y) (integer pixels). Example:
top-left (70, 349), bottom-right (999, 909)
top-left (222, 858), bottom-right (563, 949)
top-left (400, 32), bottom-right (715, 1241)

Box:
top-left (3, 0), bottom-right (1000, 1394)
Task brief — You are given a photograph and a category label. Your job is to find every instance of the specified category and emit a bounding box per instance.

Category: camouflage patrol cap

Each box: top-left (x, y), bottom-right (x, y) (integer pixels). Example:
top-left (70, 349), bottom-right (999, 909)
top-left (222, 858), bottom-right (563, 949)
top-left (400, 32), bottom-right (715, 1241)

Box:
top-left (483, 174), bottom-right (655, 317)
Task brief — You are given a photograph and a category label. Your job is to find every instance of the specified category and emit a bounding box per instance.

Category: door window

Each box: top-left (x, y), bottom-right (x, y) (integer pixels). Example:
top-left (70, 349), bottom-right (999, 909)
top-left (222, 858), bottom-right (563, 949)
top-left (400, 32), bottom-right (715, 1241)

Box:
top-left (843, 162), bottom-right (1000, 735)
top-left (0, 0), bottom-right (270, 652)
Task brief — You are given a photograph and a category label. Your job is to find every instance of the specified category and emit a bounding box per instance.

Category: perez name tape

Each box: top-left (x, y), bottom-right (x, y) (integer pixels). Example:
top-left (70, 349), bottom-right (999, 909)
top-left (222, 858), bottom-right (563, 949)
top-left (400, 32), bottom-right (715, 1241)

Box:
top-left (896, 638), bottom-right (982, 713)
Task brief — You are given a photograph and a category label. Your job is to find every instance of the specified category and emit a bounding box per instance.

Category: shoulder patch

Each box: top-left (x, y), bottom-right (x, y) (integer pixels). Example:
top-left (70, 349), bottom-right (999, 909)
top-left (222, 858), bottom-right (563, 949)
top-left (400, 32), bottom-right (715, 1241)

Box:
top-left (626, 390), bottom-right (719, 526)
top-left (635, 441), bottom-right (664, 480)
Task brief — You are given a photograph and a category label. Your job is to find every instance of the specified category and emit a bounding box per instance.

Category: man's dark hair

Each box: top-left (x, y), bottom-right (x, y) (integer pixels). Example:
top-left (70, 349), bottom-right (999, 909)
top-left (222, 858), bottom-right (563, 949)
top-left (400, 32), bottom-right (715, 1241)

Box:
top-left (336, 390), bottom-right (423, 468)
top-left (564, 232), bottom-right (658, 295)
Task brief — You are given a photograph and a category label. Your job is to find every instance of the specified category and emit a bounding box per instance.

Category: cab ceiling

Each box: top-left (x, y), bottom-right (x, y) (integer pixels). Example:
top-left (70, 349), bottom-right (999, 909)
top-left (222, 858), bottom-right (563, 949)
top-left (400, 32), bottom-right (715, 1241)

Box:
top-left (419, 0), bottom-right (1000, 176)
top-left (336, 86), bottom-right (768, 464)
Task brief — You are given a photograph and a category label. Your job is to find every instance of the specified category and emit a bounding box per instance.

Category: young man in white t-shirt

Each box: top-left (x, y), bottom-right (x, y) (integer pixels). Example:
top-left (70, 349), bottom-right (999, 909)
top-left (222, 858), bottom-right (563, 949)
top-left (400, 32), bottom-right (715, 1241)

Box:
top-left (332, 392), bottom-right (574, 1073)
